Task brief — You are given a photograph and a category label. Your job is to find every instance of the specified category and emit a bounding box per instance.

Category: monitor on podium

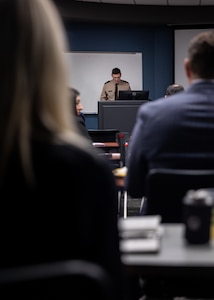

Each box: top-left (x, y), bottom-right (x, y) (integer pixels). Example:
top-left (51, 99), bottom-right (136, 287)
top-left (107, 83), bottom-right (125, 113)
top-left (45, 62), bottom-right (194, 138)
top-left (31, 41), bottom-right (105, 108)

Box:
top-left (98, 100), bottom-right (149, 134)
top-left (118, 90), bottom-right (149, 100)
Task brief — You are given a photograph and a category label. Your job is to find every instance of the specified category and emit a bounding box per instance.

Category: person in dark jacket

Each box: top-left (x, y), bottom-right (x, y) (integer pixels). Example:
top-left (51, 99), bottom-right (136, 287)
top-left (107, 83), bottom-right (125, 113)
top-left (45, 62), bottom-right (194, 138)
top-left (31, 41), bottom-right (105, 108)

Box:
top-left (165, 83), bottom-right (184, 97)
top-left (70, 87), bottom-right (92, 141)
top-left (126, 31), bottom-right (214, 200)
top-left (0, 1), bottom-right (123, 300)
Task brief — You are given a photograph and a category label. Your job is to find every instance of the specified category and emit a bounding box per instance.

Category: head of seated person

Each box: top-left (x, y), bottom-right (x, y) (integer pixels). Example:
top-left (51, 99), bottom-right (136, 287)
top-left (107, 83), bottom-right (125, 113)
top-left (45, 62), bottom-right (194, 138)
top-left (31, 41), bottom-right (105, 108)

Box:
top-left (165, 84), bottom-right (184, 98)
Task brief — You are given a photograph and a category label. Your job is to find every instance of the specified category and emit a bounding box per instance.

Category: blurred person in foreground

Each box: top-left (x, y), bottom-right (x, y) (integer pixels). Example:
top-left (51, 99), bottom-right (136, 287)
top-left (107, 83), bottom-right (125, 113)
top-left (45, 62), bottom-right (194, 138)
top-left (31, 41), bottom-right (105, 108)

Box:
top-left (0, 1), bottom-right (123, 299)
top-left (126, 30), bottom-right (214, 200)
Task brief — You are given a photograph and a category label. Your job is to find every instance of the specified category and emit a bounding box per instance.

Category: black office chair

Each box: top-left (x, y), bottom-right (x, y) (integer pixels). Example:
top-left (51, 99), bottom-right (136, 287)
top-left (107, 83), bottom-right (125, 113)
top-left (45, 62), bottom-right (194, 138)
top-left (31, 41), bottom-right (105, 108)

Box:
top-left (0, 260), bottom-right (113, 300)
top-left (144, 168), bottom-right (214, 223)
top-left (88, 129), bottom-right (119, 143)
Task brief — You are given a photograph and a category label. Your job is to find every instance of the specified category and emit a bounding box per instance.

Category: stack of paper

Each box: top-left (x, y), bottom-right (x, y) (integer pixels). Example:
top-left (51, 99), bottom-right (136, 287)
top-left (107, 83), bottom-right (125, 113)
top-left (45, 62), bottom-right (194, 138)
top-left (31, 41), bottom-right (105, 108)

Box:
top-left (118, 215), bottom-right (163, 253)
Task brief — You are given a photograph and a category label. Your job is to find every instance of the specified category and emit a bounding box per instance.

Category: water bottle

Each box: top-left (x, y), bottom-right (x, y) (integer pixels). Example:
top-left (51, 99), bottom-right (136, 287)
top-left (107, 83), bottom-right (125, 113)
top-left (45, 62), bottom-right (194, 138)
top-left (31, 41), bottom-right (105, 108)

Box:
top-left (183, 189), bottom-right (213, 244)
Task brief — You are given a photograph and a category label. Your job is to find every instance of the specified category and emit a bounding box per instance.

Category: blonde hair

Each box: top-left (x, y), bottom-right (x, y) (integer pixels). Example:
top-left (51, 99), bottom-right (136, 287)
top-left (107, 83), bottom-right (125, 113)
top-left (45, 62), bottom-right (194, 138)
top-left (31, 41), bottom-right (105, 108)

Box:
top-left (0, 0), bottom-right (90, 182)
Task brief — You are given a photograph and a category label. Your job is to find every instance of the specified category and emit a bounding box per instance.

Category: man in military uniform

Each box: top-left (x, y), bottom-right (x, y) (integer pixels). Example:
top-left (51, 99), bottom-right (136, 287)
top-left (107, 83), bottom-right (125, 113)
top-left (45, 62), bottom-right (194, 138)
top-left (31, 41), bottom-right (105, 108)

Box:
top-left (100, 67), bottom-right (131, 101)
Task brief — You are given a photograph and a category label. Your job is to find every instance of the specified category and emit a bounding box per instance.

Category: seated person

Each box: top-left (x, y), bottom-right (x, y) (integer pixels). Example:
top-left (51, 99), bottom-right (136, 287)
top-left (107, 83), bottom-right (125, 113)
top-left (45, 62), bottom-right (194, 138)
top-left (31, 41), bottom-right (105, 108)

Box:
top-left (70, 87), bottom-right (92, 141)
top-left (125, 31), bottom-right (214, 209)
top-left (0, 1), bottom-right (123, 300)
top-left (165, 83), bottom-right (184, 98)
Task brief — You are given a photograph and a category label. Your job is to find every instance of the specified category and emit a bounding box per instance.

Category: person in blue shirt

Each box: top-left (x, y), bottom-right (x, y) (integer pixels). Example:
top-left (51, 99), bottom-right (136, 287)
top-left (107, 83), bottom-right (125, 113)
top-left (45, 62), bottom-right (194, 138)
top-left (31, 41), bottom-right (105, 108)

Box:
top-left (126, 31), bottom-right (214, 200)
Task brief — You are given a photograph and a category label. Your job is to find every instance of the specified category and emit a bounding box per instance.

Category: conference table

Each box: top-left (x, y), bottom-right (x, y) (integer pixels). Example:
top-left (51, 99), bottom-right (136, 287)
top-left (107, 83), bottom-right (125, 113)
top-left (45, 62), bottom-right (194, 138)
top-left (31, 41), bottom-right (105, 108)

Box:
top-left (121, 224), bottom-right (214, 299)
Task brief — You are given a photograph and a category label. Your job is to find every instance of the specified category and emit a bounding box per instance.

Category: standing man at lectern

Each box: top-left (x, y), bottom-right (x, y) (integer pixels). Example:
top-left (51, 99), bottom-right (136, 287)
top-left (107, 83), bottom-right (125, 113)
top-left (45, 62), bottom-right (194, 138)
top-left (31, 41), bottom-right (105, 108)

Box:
top-left (100, 67), bottom-right (131, 101)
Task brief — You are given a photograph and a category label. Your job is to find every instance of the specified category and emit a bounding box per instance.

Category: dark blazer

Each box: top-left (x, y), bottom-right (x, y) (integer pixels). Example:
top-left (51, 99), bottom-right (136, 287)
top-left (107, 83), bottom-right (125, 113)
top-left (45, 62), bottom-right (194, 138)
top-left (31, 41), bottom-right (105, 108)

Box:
top-left (76, 115), bottom-right (92, 141)
top-left (126, 80), bottom-right (214, 198)
top-left (0, 140), bottom-right (122, 299)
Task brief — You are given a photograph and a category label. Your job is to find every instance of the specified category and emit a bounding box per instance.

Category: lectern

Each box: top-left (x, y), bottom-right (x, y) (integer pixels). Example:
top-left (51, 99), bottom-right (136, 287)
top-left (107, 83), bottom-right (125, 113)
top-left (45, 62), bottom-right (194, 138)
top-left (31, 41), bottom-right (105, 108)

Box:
top-left (98, 100), bottom-right (149, 134)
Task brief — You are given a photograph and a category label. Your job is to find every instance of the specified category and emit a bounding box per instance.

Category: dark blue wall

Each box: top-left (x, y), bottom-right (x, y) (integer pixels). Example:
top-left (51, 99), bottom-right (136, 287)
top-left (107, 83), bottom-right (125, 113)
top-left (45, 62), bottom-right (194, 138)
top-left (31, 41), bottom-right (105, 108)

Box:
top-left (65, 23), bottom-right (174, 129)
top-left (84, 113), bottom-right (98, 129)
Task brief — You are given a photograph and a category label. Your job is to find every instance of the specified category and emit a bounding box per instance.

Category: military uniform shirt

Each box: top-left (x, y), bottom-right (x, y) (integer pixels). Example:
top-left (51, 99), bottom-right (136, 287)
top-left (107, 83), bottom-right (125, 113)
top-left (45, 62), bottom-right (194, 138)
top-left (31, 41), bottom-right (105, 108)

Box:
top-left (100, 79), bottom-right (131, 101)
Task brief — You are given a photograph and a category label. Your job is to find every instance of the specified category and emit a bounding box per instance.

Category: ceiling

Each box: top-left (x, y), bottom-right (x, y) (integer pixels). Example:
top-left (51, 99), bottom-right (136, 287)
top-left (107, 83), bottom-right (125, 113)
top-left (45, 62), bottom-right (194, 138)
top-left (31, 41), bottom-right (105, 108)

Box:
top-left (54, 0), bottom-right (214, 25)
top-left (74, 0), bottom-right (214, 5)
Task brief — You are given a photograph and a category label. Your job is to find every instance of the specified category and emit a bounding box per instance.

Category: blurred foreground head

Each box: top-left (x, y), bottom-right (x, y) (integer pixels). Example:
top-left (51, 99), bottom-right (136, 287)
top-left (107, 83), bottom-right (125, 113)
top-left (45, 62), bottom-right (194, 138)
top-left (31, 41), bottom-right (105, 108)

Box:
top-left (185, 30), bottom-right (214, 82)
top-left (0, 0), bottom-right (84, 179)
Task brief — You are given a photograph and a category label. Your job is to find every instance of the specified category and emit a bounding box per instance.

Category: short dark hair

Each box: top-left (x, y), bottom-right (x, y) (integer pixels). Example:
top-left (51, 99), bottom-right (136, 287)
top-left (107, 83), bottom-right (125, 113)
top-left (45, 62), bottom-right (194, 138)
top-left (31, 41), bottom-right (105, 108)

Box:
top-left (112, 68), bottom-right (121, 75)
top-left (188, 31), bottom-right (214, 79)
top-left (166, 84), bottom-right (184, 96)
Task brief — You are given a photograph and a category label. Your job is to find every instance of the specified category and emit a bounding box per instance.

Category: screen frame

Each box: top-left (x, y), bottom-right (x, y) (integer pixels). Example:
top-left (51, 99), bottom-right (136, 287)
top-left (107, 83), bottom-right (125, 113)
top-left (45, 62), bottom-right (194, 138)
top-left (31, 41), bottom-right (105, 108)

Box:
top-left (98, 100), bottom-right (149, 134)
top-left (118, 90), bottom-right (149, 100)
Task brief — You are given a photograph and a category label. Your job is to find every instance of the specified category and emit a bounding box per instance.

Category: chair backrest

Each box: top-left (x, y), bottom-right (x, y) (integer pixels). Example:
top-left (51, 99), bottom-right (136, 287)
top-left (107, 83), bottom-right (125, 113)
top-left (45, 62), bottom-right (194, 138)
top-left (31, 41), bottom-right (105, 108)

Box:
top-left (0, 260), bottom-right (113, 300)
top-left (88, 129), bottom-right (119, 142)
top-left (145, 168), bottom-right (214, 223)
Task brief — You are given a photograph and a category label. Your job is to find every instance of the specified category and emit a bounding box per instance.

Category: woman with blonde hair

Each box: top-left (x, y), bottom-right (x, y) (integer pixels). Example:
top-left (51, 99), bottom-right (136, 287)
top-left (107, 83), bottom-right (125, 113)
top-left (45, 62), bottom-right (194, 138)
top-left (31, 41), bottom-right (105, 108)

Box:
top-left (0, 1), bottom-right (122, 298)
